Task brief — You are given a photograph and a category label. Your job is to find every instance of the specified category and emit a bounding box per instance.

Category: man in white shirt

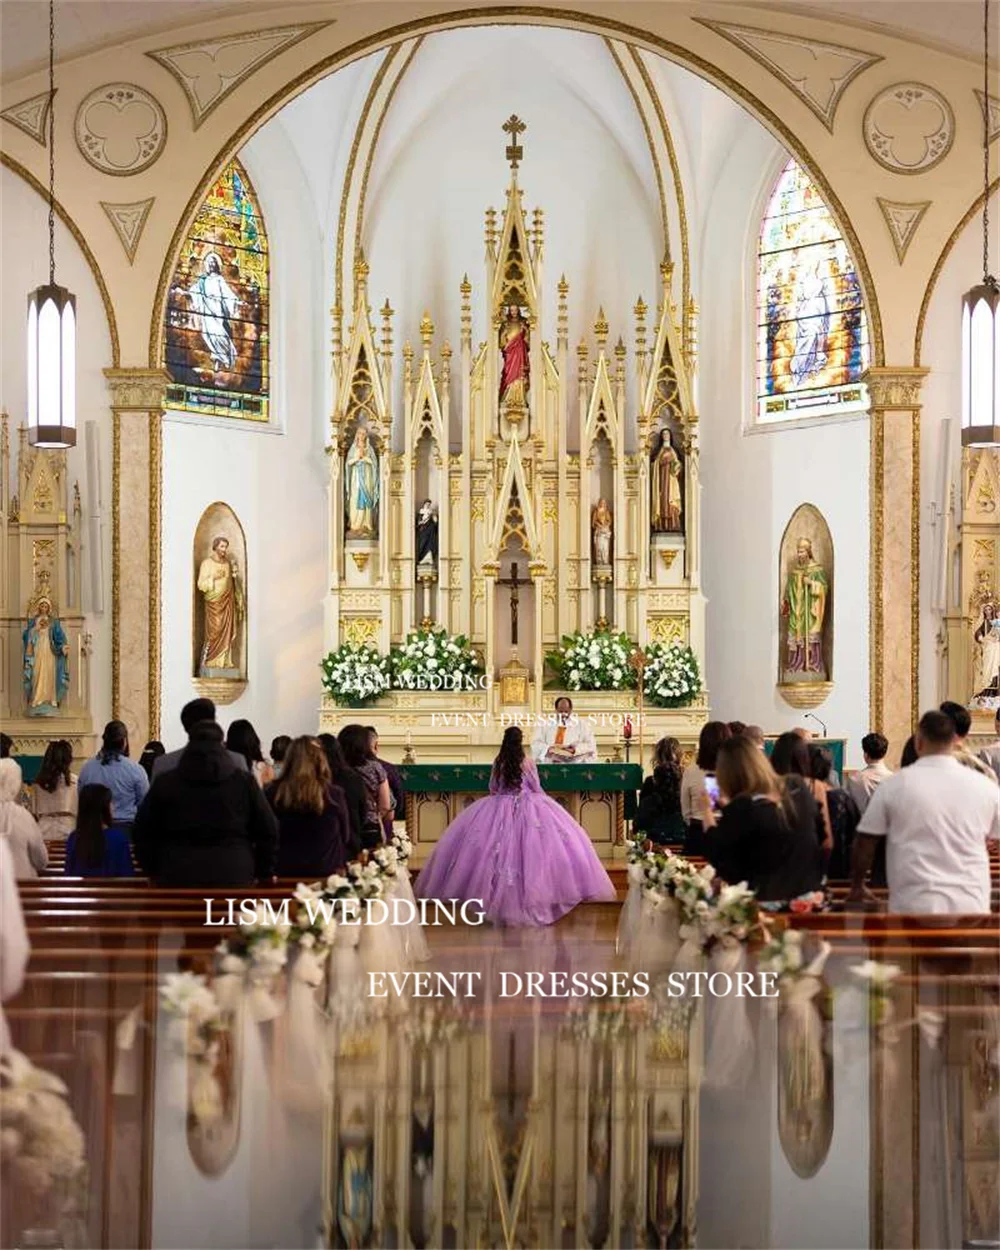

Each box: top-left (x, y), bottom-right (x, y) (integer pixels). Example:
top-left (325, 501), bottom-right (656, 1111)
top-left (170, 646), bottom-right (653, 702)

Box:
top-left (848, 710), bottom-right (1000, 913)
top-left (846, 732), bottom-right (892, 816)
top-left (531, 697), bottom-right (598, 764)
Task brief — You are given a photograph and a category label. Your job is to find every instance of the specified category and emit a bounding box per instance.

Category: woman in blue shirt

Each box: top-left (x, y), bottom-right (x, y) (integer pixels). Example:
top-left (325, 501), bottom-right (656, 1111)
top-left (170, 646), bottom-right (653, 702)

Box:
top-left (65, 784), bottom-right (134, 877)
top-left (78, 721), bottom-right (148, 832)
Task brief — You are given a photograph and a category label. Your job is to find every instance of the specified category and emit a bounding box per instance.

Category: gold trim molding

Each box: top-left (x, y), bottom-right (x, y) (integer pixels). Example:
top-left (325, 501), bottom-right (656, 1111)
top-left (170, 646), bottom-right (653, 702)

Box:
top-left (865, 366), bottom-right (928, 736)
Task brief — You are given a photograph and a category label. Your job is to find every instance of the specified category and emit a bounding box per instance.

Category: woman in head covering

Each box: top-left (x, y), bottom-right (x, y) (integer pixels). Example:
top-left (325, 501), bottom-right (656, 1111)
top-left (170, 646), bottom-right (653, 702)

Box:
top-left (0, 759), bottom-right (48, 879)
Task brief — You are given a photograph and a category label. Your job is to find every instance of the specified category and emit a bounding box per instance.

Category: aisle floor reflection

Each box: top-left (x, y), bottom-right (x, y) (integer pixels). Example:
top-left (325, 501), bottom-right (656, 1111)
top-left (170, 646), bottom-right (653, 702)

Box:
top-left (32, 907), bottom-right (999, 1250)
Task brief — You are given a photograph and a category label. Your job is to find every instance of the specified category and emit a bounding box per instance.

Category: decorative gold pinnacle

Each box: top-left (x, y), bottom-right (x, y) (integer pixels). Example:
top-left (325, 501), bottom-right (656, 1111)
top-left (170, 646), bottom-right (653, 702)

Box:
top-left (420, 311), bottom-right (434, 348)
top-left (532, 206), bottom-right (544, 248)
top-left (558, 274), bottom-right (569, 302)
top-left (441, 341), bottom-right (452, 383)
top-left (380, 299), bottom-right (394, 357)
top-left (354, 251), bottom-right (369, 284)
top-left (502, 114), bottom-right (526, 170)
top-left (594, 307), bottom-right (609, 346)
top-left (577, 338), bottom-right (589, 366)
top-left (615, 336), bottom-right (626, 362)
top-left (485, 208), bottom-right (497, 250)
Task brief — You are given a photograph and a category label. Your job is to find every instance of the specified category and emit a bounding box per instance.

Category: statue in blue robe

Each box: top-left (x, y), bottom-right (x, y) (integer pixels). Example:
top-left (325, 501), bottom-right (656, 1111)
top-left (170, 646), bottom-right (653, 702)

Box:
top-left (23, 598), bottom-right (70, 716)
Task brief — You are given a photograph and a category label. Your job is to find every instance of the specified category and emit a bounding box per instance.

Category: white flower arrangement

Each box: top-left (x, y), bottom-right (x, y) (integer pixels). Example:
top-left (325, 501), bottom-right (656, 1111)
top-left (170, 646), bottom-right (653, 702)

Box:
top-left (546, 628), bottom-right (638, 691)
top-left (321, 643), bottom-right (391, 706)
top-left (642, 641), bottom-right (702, 708)
top-left (390, 627), bottom-right (482, 691)
top-left (0, 1049), bottom-right (86, 1209)
top-left (158, 829), bottom-right (418, 1057)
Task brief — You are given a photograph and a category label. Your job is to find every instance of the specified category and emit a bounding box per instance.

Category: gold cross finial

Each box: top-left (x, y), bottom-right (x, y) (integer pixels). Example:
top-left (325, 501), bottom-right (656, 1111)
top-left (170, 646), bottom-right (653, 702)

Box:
top-left (502, 115), bottom-right (526, 170)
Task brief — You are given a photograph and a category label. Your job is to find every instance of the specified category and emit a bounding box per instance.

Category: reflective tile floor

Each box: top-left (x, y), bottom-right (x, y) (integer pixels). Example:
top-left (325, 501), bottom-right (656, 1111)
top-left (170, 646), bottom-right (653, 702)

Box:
top-left (7, 905), bottom-right (999, 1249)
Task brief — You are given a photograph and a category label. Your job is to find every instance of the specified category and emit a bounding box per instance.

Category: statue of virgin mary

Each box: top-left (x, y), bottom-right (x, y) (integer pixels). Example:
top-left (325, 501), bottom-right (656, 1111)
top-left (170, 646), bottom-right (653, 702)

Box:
top-left (345, 426), bottom-right (380, 538)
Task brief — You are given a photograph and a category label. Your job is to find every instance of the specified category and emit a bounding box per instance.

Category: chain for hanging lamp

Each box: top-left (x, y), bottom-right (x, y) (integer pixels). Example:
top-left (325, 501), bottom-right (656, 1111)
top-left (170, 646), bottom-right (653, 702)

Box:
top-left (27, 0), bottom-right (77, 450)
top-left (961, 0), bottom-right (1000, 447)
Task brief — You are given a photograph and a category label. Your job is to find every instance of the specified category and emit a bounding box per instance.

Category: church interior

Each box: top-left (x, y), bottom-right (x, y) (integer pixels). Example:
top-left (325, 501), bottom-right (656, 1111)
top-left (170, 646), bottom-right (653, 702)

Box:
top-left (1, 1), bottom-right (998, 1246)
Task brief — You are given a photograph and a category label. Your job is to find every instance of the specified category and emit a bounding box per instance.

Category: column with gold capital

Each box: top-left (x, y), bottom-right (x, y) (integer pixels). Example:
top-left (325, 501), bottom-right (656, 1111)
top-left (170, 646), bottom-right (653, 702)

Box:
top-left (103, 367), bottom-right (169, 747)
top-left (865, 366), bottom-right (928, 754)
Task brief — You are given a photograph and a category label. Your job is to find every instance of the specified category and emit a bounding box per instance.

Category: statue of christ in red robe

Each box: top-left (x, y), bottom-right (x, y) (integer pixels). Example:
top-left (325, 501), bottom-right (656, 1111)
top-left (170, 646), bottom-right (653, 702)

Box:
top-left (499, 305), bottom-right (529, 406)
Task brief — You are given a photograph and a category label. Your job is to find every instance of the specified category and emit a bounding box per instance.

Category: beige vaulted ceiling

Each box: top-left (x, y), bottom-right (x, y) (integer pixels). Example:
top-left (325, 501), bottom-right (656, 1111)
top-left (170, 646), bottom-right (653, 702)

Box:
top-left (0, 0), bottom-right (994, 84)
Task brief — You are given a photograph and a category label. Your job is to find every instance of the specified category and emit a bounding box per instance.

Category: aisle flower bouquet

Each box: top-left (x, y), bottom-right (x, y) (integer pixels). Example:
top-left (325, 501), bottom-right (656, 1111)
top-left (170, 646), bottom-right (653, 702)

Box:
top-left (546, 629), bottom-right (637, 691)
top-left (321, 643), bottom-right (391, 706)
top-left (642, 641), bottom-right (702, 708)
top-left (390, 627), bottom-right (482, 691)
top-left (0, 1049), bottom-right (86, 1215)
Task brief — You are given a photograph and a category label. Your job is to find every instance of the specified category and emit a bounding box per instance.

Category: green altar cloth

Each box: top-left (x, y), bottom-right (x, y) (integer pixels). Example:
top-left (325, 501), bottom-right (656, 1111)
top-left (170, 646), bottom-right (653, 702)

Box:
top-left (398, 763), bottom-right (642, 819)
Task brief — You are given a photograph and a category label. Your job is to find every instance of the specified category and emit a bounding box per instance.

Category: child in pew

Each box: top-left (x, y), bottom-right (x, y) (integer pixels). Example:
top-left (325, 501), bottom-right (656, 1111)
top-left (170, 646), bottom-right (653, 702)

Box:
top-left (65, 784), bottom-right (135, 878)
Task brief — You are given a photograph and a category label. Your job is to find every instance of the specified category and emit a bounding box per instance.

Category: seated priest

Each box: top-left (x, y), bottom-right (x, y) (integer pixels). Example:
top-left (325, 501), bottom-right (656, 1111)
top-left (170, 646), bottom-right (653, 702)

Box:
top-left (531, 697), bottom-right (598, 764)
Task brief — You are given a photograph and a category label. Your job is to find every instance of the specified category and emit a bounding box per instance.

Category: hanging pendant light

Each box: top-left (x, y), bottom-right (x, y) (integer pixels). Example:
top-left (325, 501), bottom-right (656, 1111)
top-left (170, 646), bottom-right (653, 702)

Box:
top-left (962, 0), bottom-right (1000, 448)
top-left (27, 0), bottom-right (76, 449)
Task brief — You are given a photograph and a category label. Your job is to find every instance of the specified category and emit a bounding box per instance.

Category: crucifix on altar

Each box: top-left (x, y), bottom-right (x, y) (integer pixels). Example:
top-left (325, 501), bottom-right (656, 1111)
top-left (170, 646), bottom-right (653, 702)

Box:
top-left (497, 561), bottom-right (521, 645)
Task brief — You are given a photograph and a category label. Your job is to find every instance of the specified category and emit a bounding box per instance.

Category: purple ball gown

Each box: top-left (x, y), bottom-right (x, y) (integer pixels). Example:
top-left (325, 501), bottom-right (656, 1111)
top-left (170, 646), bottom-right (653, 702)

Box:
top-left (414, 757), bottom-right (617, 925)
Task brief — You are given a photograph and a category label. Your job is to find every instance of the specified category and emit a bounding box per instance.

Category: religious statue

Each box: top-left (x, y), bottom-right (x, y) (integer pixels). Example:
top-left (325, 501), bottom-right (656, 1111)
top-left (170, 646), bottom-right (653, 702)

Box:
top-left (651, 428), bottom-right (683, 532)
top-left (337, 1143), bottom-right (374, 1247)
top-left (345, 426), bottom-right (380, 538)
top-left (499, 304), bottom-right (529, 408)
top-left (781, 537), bottom-right (829, 679)
top-left (197, 535), bottom-right (244, 676)
top-left (184, 252), bottom-right (240, 372)
top-left (22, 595), bottom-right (69, 716)
top-left (973, 598), bottom-right (1000, 699)
top-left (592, 499), bottom-right (613, 566)
top-left (416, 499), bottom-right (439, 566)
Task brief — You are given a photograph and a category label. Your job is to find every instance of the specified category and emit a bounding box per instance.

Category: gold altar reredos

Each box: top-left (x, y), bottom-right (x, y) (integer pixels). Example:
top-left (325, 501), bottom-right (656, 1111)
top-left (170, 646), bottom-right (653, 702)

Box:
top-left (319, 122), bottom-right (708, 762)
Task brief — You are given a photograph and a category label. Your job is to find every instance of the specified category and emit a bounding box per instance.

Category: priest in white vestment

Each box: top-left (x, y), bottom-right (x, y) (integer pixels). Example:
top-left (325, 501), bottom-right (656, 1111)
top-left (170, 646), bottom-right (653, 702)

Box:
top-left (531, 697), bottom-right (598, 764)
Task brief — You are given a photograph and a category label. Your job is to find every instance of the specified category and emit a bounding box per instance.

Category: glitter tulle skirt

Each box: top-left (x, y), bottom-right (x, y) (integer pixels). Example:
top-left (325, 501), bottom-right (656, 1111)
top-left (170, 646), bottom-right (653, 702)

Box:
top-left (413, 788), bottom-right (617, 926)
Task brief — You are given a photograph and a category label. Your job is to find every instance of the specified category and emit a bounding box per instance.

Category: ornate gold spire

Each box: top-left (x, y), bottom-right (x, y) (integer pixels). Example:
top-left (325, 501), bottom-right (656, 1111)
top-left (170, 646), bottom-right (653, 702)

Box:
top-left (380, 299), bottom-right (394, 360)
top-left (420, 311), bottom-right (434, 349)
top-left (460, 274), bottom-right (472, 347)
top-left (502, 114), bottom-right (526, 171)
top-left (594, 307), bottom-right (609, 348)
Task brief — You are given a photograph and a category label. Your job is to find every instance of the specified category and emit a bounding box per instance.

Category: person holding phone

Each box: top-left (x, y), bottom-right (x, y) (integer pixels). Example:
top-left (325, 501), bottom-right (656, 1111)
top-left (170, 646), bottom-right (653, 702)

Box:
top-left (701, 736), bottom-right (825, 910)
top-left (680, 721), bottom-right (731, 855)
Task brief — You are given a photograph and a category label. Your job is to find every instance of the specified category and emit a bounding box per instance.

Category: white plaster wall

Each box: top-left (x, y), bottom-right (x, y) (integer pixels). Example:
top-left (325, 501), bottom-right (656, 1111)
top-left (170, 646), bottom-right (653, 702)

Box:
top-left (159, 125), bottom-right (327, 748)
top-left (698, 129), bottom-right (871, 764)
top-left (918, 188), bottom-right (1000, 710)
top-left (0, 166), bottom-right (114, 729)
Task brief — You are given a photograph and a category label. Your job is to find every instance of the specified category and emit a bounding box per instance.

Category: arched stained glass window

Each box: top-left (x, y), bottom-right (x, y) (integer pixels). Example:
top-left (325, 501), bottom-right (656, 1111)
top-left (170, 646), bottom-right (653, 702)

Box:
top-left (164, 160), bottom-right (269, 422)
top-left (757, 159), bottom-right (868, 424)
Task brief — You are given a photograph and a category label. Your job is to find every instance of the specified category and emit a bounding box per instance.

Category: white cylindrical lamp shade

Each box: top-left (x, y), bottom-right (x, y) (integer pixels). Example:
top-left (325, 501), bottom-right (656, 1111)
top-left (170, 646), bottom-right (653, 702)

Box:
top-left (27, 282), bottom-right (77, 448)
top-left (961, 280), bottom-right (1000, 447)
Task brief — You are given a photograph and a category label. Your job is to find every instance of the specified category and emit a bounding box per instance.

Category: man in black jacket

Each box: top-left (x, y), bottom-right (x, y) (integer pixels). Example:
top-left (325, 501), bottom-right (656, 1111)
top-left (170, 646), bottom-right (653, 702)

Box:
top-left (152, 697), bottom-right (247, 779)
top-left (134, 721), bottom-right (277, 886)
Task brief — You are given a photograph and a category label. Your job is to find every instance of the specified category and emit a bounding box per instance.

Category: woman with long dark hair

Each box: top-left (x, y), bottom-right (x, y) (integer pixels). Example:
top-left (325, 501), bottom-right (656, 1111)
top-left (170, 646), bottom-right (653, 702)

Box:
top-left (30, 739), bottom-right (77, 840)
top-left (78, 720), bottom-right (148, 832)
top-left (65, 784), bottom-right (134, 877)
top-left (338, 723), bottom-right (392, 849)
top-left (138, 741), bottom-right (165, 779)
top-left (265, 737), bottom-right (358, 878)
top-left (680, 721), bottom-right (732, 854)
top-left (701, 736), bottom-right (824, 910)
top-left (226, 719), bottom-right (273, 787)
top-left (318, 733), bottom-right (367, 850)
top-left (415, 725), bottom-right (616, 925)
top-left (635, 736), bottom-right (685, 846)
top-left (771, 730), bottom-right (833, 855)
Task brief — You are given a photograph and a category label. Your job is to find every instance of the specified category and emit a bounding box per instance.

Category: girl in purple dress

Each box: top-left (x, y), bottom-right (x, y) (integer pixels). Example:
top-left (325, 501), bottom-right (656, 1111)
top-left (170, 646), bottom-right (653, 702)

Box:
top-left (414, 727), bottom-right (616, 926)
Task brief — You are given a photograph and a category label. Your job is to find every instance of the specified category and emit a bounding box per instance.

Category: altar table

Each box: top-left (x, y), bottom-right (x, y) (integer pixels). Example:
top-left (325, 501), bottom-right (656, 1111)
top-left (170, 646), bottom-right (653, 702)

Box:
top-left (398, 763), bottom-right (642, 863)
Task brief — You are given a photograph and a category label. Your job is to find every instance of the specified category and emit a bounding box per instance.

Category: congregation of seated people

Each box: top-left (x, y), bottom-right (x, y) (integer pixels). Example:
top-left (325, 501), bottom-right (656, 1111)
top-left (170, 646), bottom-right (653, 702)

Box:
top-left (4, 703), bottom-right (999, 917)
top-left (0, 700), bottom-right (403, 887)
top-left (634, 708), bottom-right (1000, 916)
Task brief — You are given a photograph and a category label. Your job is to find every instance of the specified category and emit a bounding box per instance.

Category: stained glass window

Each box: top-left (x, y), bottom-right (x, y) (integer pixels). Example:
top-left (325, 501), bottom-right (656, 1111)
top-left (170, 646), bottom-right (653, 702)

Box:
top-left (164, 160), bottom-right (269, 422)
top-left (757, 159), bottom-right (868, 424)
